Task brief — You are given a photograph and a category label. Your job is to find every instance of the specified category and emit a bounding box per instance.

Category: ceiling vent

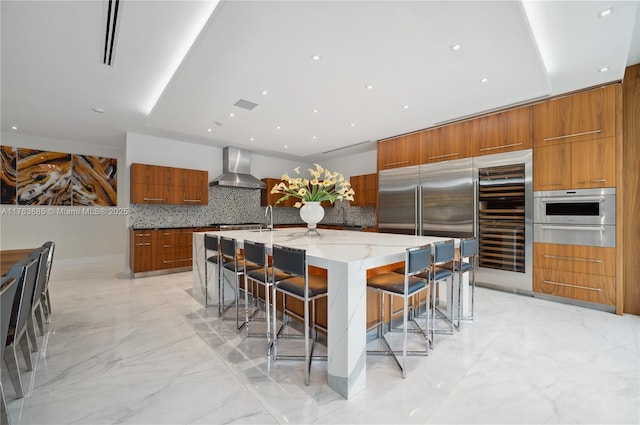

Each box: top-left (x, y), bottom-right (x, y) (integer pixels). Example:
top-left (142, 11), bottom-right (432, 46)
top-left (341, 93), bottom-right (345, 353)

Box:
top-left (102, 0), bottom-right (121, 66)
top-left (234, 99), bottom-right (259, 110)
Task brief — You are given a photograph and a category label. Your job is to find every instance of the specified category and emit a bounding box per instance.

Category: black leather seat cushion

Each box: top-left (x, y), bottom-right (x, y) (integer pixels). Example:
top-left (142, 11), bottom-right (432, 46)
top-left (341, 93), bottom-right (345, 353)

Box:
top-left (223, 260), bottom-right (260, 273)
top-left (275, 274), bottom-right (328, 298)
top-left (367, 272), bottom-right (426, 296)
top-left (246, 266), bottom-right (289, 284)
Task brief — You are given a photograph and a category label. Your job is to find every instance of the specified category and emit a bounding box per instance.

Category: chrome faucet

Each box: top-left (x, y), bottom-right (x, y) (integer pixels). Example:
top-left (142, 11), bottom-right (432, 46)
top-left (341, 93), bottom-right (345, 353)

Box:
top-left (265, 205), bottom-right (274, 231)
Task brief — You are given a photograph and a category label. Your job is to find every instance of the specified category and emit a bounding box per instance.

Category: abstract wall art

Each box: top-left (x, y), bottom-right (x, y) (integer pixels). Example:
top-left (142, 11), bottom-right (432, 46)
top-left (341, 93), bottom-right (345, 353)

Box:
top-left (1, 146), bottom-right (17, 204)
top-left (72, 155), bottom-right (117, 206)
top-left (17, 148), bottom-right (73, 205)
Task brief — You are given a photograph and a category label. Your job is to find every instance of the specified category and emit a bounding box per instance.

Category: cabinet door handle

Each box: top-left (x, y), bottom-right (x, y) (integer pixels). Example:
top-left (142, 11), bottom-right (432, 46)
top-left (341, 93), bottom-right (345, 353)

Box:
top-left (183, 199), bottom-right (202, 203)
top-left (540, 182), bottom-right (563, 186)
top-left (428, 152), bottom-right (460, 160)
top-left (578, 179), bottom-right (606, 184)
top-left (143, 198), bottom-right (165, 201)
top-left (163, 258), bottom-right (191, 263)
top-left (540, 225), bottom-right (605, 231)
top-left (135, 243), bottom-right (151, 246)
top-left (542, 254), bottom-right (603, 263)
top-left (543, 129), bottom-right (601, 142)
top-left (136, 233), bottom-right (151, 237)
top-left (543, 280), bottom-right (601, 292)
top-left (384, 160), bottom-right (410, 167)
top-left (479, 142), bottom-right (523, 152)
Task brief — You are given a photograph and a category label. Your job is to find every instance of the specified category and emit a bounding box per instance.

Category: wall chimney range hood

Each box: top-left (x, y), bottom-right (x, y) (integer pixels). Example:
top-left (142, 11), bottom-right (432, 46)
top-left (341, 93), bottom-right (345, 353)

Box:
top-left (209, 147), bottom-right (266, 189)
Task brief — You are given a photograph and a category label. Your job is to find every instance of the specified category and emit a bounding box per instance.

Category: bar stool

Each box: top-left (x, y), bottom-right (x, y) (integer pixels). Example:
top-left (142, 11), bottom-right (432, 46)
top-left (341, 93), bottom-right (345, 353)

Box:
top-left (219, 237), bottom-right (259, 332)
top-left (271, 244), bottom-right (328, 386)
top-left (41, 241), bottom-right (55, 323)
top-left (204, 234), bottom-right (223, 310)
top-left (366, 244), bottom-right (432, 378)
top-left (454, 237), bottom-right (478, 325)
top-left (432, 239), bottom-right (456, 335)
top-left (242, 240), bottom-right (288, 352)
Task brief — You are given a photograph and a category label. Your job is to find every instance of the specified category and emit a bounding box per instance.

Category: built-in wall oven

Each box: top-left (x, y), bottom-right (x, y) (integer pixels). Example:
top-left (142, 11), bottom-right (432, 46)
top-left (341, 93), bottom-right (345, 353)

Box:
top-left (533, 188), bottom-right (616, 247)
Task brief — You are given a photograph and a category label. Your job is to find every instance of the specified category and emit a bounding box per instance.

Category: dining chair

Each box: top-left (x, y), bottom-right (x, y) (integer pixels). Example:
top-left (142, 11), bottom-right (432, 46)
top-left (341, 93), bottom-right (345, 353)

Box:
top-left (1, 276), bottom-right (18, 425)
top-left (40, 241), bottom-right (55, 323)
top-left (28, 245), bottom-right (50, 345)
top-left (271, 244), bottom-right (328, 386)
top-left (3, 255), bottom-right (38, 399)
top-left (367, 244), bottom-right (432, 378)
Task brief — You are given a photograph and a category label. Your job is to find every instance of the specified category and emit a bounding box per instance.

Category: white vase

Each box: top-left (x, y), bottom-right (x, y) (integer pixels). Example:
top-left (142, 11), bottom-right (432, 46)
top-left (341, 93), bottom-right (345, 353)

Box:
top-left (299, 201), bottom-right (324, 235)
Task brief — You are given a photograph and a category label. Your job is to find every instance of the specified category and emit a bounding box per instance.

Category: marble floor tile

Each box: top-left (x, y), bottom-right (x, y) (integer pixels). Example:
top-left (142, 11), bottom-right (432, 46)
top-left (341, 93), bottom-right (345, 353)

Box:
top-left (3, 257), bottom-right (638, 424)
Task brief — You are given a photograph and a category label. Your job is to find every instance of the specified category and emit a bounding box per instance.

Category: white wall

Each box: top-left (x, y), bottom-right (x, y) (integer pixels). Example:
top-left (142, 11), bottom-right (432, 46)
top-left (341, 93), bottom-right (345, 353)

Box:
top-left (321, 150), bottom-right (377, 178)
top-left (0, 132), bottom-right (126, 261)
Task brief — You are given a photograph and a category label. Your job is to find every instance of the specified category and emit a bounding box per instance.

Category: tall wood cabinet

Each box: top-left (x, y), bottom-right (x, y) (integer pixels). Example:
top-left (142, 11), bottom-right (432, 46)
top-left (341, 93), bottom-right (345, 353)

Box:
top-left (349, 173), bottom-right (377, 207)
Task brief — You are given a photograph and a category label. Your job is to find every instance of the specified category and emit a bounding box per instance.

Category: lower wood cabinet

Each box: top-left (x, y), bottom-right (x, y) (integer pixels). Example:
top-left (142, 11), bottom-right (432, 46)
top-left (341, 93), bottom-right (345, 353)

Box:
top-left (130, 227), bottom-right (214, 274)
top-left (533, 242), bottom-right (616, 306)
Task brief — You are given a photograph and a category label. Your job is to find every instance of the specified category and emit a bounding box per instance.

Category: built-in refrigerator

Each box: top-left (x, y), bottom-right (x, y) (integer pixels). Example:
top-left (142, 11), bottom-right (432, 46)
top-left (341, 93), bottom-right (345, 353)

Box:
top-left (378, 150), bottom-right (533, 292)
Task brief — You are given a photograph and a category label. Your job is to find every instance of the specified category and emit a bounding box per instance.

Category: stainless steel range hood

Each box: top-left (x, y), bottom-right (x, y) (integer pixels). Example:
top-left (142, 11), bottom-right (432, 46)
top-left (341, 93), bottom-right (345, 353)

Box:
top-left (209, 147), bottom-right (266, 189)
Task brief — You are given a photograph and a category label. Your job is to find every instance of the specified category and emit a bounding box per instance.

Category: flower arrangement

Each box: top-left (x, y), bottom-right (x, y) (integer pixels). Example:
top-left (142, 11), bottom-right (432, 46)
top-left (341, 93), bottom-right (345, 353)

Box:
top-left (270, 164), bottom-right (355, 208)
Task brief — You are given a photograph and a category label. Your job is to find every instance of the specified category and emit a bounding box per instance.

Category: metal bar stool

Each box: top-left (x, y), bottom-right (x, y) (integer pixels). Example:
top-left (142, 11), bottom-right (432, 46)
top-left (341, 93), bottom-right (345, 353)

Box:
top-left (1, 275), bottom-right (18, 425)
top-left (203, 234), bottom-right (224, 310)
top-left (432, 239), bottom-right (456, 335)
top-left (367, 244), bottom-right (432, 378)
top-left (219, 237), bottom-right (259, 332)
top-left (270, 244), bottom-right (328, 386)
top-left (242, 240), bottom-right (288, 352)
top-left (455, 237), bottom-right (478, 325)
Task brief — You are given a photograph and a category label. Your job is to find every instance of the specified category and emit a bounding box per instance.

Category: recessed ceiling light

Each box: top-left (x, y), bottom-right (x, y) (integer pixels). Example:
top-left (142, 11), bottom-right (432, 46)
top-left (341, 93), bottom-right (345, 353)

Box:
top-left (599, 66), bottom-right (609, 73)
top-left (207, 128), bottom-right (212, 133)
top-left (599, 7), bottom-right (613, 17)
top-left (349, 123), bottom-right (356, 127)
top-left (479, 77), bottom-right (489, 83)
top-left (365, 84), bottom-right (374, 90)
top-left (261, 90), bottom-right (268, 95)
top-left (450, 43), bottom-right (462, 51)
top-left (284, 145), bottom-right (288, 149)
top-left (312, 109), bottom-right (319, 113)
top-left (312, 136), bottom-right (317, 140)
top-left (228, 113), bottom-right (235, 117)
top-left (92, 107), bottom-right (104, 113)
top-left (403, 105), bottom-right (409, 109)
top-left (311, 55), bottom-right (321, 61)
top-left (276, 125), bottom-right (281, 130)
top-left (250, 137), bottom-right (255, 141)
top-left (11, 126), bottom-right (18, 130)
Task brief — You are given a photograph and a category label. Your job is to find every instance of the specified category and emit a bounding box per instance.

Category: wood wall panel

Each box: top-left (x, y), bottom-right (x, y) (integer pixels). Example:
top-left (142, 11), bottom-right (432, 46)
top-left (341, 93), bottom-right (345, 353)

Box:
top-left (622, 64), bottom-right (640, 315)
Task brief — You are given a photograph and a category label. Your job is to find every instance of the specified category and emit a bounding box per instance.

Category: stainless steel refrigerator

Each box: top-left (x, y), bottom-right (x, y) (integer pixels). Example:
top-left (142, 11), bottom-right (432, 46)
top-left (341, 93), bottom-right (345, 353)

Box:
top-left (378, 158), bottom-right (474, 238)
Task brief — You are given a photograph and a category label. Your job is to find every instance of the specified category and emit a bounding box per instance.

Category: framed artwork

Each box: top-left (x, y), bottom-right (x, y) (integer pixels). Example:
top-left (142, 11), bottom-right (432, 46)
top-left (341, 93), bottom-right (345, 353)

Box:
top-left (1, 146), bottom-right (17, 204)
top-left (17, 148), bottom-right (72, 205)
top-left (72, 155), bottom-right (117, 206)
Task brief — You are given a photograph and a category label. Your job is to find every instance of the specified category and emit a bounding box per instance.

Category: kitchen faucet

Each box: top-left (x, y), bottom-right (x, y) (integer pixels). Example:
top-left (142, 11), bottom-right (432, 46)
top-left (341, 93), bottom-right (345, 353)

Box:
top-left (265, 205), bottom-right (273, 231)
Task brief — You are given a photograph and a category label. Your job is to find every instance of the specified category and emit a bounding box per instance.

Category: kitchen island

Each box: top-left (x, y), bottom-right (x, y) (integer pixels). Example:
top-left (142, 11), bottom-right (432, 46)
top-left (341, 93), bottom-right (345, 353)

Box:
top-left (192, 228), bottom-right (454, 399)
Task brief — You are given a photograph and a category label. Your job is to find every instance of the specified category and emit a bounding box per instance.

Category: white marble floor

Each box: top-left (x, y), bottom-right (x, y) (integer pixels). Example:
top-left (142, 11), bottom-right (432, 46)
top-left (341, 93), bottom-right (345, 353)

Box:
top-left (3, 257), bottom-right (639, 424)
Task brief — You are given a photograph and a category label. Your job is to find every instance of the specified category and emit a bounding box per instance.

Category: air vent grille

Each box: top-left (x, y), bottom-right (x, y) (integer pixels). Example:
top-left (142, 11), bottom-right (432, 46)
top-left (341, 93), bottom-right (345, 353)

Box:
top-left (234, 99), bottom-right (258, 110)
top-left (102, 0), bottom-right (121, 66)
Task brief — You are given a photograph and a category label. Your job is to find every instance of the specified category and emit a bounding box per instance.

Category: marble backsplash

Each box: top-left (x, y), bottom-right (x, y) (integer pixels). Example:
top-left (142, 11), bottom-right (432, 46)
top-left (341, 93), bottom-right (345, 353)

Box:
top-left (129, 187), bottom-right (376, 228)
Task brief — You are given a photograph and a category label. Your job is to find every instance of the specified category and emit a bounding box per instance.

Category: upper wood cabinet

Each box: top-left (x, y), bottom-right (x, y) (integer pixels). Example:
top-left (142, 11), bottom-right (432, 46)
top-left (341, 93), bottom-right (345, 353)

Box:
top-left (350, 173), bottom-right (377, 207)
top-left (533, 137), bottom-right (615, 190)
top-left (533, 85), bottom-right (616, 146)
top-left (472, 106), bottom-right (533, 156)
top-left (377, 133), bottom-right (420, 170)
top-left (130, 163), bottom-right (208, 205)
top-left (261, 178), bottom-right (294, 207)
top-left (419, 121), bottom-right (474, 163)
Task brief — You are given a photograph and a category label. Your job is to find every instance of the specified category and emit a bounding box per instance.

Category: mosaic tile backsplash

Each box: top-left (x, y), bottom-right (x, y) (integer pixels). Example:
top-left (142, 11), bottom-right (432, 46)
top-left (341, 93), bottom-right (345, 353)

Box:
top-left (129, 187), bottom-right (376, 229)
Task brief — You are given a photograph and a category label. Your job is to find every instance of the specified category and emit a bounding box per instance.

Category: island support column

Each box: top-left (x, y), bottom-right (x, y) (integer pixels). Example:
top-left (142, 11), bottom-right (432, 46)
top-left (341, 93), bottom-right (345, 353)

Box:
top-left (326, 260), bottom-right (367, 399)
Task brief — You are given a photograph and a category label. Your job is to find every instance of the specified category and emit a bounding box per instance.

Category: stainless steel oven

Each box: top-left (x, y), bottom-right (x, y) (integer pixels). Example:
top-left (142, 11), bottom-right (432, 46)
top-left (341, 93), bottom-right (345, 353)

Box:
top-left (533, 188), bottom-right (615, 247)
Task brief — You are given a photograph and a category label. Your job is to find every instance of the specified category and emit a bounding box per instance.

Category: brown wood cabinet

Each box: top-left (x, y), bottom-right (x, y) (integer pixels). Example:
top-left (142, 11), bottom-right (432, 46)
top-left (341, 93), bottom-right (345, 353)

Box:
top-left (130, 229), bottom-right (154, 273)
top-left (473, 106), bottom-right (533, 156)
top-left (533, 137), bottom-right (615, 190)
top-left (130, 163), bottom-right (208, 205)
top-left (419, 121), bottom-right (474, 163)
top-left (349, 173), bottom-right (377, 207)
top-left (533, 242), bottom-right (616, 306)
top-left (377, 133), bottom-right (420, 170)
top-left (533, 85), bottom-right (616, 146)
top-left (261, 178), bottom-right (295, 207)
